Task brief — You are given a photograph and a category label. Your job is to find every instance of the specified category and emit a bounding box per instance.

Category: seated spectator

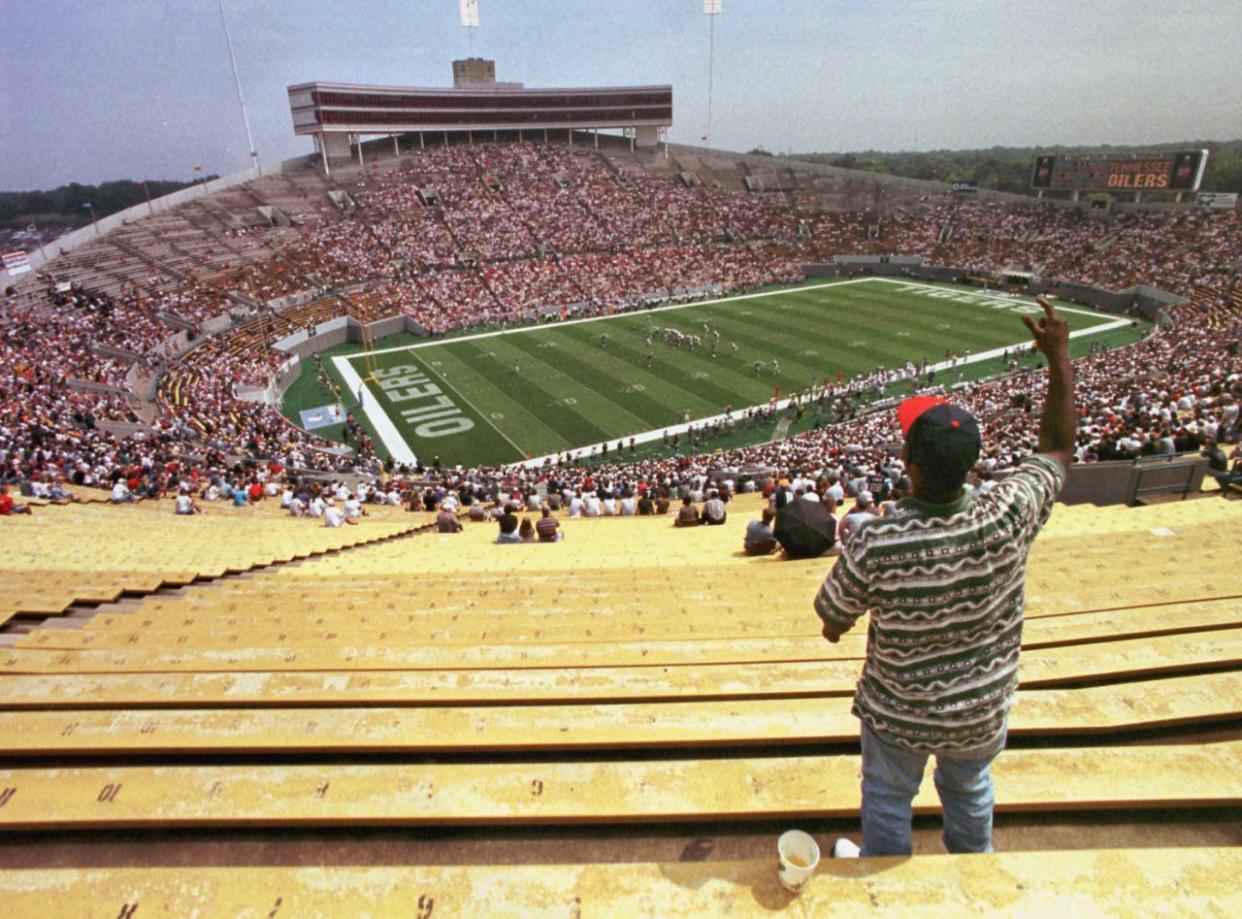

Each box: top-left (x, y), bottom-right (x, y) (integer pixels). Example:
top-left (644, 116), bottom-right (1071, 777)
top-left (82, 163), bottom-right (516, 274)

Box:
top-left (1213, 444), bottom-right (1242, 496)
top-left (436, 505), bottom-right (463, 532)
top-left (110, 478), bottom-right (135, 504)
top-left (674, 496), bottom-right (701, 527)
top-left (174, 491), bottom-right (201, 515)
top-left (879, 486), bottom-right (905, 517)
top-left (49, 479), bottom-right (74, 505)
top-left (343, 493), bottom-right (366, 520)
top-left (518, 516), bottom-right (537, 543)
top-left (837, 491), bottom-right (879, 544)
top-left (743, 507), bottom-right (778, 556)
top-left (535, 505), bottom-right (562, 542)
top-left (0, 484), bottom-right (32, 516)
top-left (496, 503), bottom-right (521, 543)
top-left (774, 500), bottom-right (838, 559)
top-left (702, 489), bottom-right (727, 525)
top-left (637, 490), bottom-right (654, 515)
top-left (323, 500), bottom-right (354, 527)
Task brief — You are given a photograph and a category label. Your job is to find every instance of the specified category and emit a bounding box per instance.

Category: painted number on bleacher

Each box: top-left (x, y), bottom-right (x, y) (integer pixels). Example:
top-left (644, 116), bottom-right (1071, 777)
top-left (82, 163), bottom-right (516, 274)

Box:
top-left (115, 904), bottom-right (139, 919)
top-left (315, 781), bottom-right (330, 799)
top-left (531, 779), bottom-right (544, 796)
top-left (97, 783), bottom-right (122, 803)
top-left (0, 787), bottom-right (16, 808)
top-left (416, 894), bottom-right (435, 919)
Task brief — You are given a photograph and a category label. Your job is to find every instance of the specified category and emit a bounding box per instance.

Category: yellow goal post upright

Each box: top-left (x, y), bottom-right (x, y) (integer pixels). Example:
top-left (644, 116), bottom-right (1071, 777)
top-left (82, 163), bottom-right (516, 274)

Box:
top-left (347, 292), bottom-right (380, 383)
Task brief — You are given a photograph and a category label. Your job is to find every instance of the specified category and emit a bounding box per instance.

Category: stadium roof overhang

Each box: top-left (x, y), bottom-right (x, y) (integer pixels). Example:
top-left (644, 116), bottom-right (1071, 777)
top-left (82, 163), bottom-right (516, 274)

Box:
top-left (288, 80), bottom-right (673, 137)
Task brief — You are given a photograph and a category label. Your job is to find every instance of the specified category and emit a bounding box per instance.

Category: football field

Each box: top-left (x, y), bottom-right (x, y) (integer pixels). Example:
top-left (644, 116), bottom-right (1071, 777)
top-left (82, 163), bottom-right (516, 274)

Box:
top-left (329, 277), bottom-right (1129, 467)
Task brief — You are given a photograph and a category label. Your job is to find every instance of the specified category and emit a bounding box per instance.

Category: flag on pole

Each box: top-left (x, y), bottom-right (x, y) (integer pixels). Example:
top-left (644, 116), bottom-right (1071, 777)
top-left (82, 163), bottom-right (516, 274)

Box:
top-left (460, 0), bottom-right (479, 28)
top-left (705, 0), bottom-right (723, 13)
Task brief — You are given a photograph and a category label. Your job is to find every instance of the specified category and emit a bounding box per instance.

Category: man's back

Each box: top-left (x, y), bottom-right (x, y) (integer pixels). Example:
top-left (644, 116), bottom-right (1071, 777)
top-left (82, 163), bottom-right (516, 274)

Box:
top-left (818, 455), bottom-right (1063, 752)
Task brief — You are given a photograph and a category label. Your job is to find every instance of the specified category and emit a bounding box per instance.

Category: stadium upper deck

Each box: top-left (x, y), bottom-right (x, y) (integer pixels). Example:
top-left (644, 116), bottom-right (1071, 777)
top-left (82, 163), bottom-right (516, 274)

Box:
top-left (289, 63), bottom-right (673, 166)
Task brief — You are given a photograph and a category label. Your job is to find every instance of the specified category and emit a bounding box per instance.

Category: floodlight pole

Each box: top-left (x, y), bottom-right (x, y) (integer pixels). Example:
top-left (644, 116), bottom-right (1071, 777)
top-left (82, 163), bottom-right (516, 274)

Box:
top-left (217, 0), bottom-right (259, 175)
top-left (706, 10), bottom-right (716, 148)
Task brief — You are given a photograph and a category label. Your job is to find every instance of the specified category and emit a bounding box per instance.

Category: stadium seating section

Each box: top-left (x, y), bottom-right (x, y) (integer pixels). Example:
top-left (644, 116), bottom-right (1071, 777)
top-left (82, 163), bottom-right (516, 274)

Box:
top-left (2, 493), bottom-right (1240, 913)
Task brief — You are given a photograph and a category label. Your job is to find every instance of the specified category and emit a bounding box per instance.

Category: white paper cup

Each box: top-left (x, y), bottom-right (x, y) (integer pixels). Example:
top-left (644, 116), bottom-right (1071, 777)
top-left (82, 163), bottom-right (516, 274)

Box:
top-left (777, 829), bottom-right (820, 892)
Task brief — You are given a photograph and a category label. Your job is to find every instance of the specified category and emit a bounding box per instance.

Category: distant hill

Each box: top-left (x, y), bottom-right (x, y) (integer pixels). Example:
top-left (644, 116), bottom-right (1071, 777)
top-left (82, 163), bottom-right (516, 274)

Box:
top-left (0, 177), bottom-right (218, 228)
top-left (793, 140), bottom-right (1242, 197)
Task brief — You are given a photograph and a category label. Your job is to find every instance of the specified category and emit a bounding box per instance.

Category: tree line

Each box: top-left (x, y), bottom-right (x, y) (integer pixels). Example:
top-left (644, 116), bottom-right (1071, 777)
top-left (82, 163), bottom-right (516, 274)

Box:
top-left (0, 177), bottom-right (218, 227)
top-left (794, 140), bottom-right (1242, 197)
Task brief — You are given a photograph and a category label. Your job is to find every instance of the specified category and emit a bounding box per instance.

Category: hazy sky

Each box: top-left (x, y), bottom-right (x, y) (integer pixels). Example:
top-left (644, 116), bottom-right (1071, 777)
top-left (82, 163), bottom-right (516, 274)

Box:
top-left (2, 0), bottom-right (1240, 190)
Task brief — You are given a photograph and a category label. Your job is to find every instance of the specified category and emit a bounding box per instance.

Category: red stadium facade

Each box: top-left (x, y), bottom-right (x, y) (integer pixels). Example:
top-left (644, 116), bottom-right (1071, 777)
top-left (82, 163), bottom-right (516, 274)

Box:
top-left (289, 60), bottom-right (672, 172)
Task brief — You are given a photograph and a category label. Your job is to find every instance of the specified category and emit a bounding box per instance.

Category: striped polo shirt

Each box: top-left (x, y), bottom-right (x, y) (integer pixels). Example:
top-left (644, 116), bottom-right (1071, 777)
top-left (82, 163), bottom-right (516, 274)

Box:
top-left (815, 454), bottom-right (1065, 754)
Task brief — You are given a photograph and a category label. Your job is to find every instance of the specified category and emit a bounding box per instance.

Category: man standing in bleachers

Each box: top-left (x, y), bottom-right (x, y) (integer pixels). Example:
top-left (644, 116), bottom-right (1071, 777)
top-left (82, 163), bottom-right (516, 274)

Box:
top-left (816, 298), bottom-right (1074, 859)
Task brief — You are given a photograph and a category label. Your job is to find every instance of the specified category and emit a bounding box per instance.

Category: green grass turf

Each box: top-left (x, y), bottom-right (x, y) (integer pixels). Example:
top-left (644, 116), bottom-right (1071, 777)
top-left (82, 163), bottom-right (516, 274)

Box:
top-left (305, 278), bottom-right (1130, 467)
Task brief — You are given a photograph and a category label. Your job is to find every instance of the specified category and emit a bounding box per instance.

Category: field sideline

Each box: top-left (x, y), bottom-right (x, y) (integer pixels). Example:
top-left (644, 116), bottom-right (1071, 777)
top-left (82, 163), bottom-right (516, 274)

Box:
top-left (327, 278), bottom-right (1129, 467)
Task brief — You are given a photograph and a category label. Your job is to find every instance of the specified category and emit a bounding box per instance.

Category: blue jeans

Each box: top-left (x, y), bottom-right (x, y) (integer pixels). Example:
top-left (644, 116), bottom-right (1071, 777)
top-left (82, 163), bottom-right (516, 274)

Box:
top-left (859, 721), bottom-right (1004, 857)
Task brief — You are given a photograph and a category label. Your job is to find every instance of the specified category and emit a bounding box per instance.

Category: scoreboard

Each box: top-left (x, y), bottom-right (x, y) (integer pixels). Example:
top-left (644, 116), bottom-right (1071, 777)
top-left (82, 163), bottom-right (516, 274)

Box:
top-left (1031, 150), bottom-right (1208, 192)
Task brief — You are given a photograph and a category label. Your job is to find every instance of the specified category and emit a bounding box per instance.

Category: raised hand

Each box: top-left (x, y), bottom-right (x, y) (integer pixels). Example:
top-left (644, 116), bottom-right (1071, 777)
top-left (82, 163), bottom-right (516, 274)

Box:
top-left (1021, 297), bottom-right (1070, 363)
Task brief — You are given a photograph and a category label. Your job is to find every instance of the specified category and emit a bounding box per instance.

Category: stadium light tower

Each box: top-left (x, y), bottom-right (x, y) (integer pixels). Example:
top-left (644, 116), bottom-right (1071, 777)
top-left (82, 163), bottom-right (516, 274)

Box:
top-left (217, 0), bottom-right (259, 175)
top-left (461, 0), bottom-right (480, 56)
top-left (704, 0), bottom-right (722, 148)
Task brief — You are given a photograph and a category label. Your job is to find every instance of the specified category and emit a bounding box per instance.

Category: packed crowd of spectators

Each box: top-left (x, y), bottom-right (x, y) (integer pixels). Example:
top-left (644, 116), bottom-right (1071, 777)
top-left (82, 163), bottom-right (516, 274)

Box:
top-left (3, 139), bottom-right (1241, 518)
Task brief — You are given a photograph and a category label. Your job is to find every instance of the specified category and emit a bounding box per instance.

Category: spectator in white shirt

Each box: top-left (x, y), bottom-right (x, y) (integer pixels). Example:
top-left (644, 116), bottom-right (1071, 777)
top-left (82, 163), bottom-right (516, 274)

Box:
top-left (323, 502), bottom-right (349, 527)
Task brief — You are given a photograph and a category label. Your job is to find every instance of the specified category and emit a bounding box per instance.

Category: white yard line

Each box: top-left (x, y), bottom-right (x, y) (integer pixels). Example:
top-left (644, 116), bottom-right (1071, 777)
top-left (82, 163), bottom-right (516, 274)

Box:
top-left (402, 349), bottom-right (531, 461)
top-left (331, 354), bottom-right (419, 467)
